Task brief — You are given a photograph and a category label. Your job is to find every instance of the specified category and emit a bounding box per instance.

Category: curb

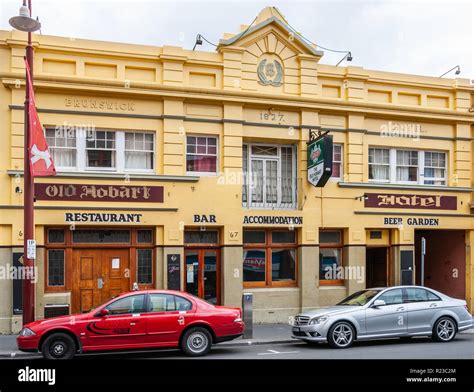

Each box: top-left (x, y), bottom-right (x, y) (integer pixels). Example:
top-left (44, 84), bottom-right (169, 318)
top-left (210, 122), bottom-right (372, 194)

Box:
top-left (219, 338), bottom-right (295, 347)
top-left (0, 352), bottom-right (39, 359)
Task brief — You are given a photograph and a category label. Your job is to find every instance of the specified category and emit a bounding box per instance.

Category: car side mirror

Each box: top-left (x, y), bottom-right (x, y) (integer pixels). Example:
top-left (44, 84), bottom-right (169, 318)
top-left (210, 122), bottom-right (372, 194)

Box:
top-left (372, 299), bottom-right (386, 308)
top-left (97, 308), bottom-right (109, 317)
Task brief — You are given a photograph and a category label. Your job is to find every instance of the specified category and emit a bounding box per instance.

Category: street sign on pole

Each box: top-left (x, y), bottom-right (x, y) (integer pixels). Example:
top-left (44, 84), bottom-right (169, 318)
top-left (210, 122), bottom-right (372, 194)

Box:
top-left (27, 239), bottom-right (36, 260)
top-left (421, 237), bottom-right (426, 286)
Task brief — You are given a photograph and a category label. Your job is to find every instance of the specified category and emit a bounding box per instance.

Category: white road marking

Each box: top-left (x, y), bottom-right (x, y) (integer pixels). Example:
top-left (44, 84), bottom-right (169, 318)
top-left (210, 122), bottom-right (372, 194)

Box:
top-left (257, 349), bottom-right (299, 356)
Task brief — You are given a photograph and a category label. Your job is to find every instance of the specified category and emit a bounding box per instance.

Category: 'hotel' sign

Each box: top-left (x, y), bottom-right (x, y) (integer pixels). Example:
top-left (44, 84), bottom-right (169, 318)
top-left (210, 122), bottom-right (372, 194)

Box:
top-left (35, 183), bottom-right (164, 203)
top-left (365, 193), bottom-right (457, 210)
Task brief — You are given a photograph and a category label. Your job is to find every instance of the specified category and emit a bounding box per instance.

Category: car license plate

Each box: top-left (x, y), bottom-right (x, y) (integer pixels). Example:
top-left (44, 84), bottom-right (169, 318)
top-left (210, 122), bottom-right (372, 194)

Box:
top-left (293, 327), bottom-right (300, 332)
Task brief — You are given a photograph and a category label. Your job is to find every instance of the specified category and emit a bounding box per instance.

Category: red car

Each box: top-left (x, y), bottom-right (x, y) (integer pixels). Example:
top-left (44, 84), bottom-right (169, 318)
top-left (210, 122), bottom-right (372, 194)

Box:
top-left (17, 290), bottom-right (244, 359)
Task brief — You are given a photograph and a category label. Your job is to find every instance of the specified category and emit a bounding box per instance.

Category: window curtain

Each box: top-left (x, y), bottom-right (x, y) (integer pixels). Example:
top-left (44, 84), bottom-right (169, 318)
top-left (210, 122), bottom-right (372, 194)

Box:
top-left (265, 160), bottom-right (278, 204)
top-left (250, 160), bottom-right (263, 203)
top-left (370, 165), bottom-right (389, 180)
top-left (370, 149), bottom-right (389, 180)
top-left (187, 155), bottom-right (216, 172)
top-left (281, 148), bottom-right (293, 204)
top-left (51, 149), bottom-right (75, 167)
top-left (125, 151), bottom-right (151, 169)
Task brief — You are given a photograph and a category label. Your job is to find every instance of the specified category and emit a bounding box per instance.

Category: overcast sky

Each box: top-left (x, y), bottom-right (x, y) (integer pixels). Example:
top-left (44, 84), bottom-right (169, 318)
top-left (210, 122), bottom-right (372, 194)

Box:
top-left (1, 0), bottom-right (472, 80)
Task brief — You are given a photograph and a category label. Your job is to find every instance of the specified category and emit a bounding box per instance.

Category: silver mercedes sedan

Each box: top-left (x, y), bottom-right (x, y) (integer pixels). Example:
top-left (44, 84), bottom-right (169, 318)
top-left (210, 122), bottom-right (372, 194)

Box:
top-left (292, 286), bottom-right (473, 348)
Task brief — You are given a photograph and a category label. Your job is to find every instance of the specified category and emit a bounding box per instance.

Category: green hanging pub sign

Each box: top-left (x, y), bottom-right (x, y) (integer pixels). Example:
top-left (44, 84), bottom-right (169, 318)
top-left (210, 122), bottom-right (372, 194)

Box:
top-left (307, 130), bottom-right (333, 187)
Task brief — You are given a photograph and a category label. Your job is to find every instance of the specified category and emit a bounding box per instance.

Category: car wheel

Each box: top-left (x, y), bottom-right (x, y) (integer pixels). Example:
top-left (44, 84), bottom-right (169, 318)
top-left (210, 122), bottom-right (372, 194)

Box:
top-left (327, 321), bottom-right (355, 349)
top-left (181, 327), bottom-right (212, 357)
top-left (433, 317), bottom-right (457, 342)
top-left (42, 333), bottom-right (76, 360)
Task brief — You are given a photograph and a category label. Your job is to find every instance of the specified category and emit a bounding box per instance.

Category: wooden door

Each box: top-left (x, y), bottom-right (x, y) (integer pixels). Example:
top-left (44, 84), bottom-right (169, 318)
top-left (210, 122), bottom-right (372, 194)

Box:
top-left (72, 249), bottom-right (102, 314)
top-left (101, 249), bottom-right (130, 304)
top-left (72, 249), bottom-right (130, 313)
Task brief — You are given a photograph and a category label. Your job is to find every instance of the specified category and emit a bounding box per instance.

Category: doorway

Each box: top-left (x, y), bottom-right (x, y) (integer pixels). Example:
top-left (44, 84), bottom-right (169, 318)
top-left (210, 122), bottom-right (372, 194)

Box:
top-left (72, 248), bottom-right (130, 313)
top-left (184, 249), bottom-right (220, 304)
top-left (415, 230), bottom-right (466, 299)
top-left (366, 247), bottom-right (388, 288)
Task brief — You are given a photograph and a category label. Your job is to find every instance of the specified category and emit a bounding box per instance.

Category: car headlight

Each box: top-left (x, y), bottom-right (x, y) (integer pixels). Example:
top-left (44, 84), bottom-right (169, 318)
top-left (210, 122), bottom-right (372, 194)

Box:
top-left (19, 327), bottom-right (36, 337)
top-left (309, 316), bottom-right (328, 325)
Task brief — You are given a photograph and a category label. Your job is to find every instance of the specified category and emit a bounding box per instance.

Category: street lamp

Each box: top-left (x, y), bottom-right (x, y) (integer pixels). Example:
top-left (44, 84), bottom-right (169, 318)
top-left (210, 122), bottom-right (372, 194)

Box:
top-left (9, 1), bottom-right (41, 32)
top-left (9, 0), bottom-right (41, 326)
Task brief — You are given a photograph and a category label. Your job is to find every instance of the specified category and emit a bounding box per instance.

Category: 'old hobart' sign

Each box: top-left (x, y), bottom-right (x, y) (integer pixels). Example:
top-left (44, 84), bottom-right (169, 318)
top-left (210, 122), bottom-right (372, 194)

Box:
top-left (365, 193), bottom-right (457, 210)
top-left (35, 183), bottom-right (164, 203)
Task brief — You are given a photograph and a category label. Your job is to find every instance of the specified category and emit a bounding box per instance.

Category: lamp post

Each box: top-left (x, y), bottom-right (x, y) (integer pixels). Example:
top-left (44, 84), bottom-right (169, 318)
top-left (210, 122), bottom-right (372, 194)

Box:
top-left (9, 0), bottom-right (41, 326)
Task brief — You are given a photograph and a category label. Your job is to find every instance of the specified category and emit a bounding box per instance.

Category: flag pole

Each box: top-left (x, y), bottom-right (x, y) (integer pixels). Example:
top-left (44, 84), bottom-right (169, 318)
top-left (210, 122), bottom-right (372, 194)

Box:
top-left (23, 0), bottom-right (35, 326)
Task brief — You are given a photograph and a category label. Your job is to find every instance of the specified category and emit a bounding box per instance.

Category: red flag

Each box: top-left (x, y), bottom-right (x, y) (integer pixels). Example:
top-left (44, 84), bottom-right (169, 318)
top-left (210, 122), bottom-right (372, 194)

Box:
top-left (25, 59), bottom-right (56, 177)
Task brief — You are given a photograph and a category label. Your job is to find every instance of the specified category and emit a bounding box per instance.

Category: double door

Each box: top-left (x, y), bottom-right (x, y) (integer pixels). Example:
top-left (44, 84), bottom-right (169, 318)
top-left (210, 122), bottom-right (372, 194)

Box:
top-left (185, 249), bottom-right (220, 304)
top-left (72, 248), bottom-right (130, 313)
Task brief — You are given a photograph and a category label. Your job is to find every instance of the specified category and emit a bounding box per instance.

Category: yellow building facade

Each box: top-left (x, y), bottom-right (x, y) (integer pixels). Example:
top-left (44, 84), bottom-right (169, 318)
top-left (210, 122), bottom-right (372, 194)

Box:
top-left (0, 7), bottom-right (473, 333)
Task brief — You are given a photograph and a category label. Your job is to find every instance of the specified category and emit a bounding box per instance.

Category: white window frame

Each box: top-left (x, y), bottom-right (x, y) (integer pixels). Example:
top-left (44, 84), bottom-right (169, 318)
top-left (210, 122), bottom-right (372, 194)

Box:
top-left (395, 149), bottom-right (419, 185)
top-left (45, 127), bottom-right (77, 171)
top-left (243, 142), bottom-right (297, 209)
top-left (45, 127), bottom-right (155, 174)
top-left (331, 144), bottom-right (343, 180)
top-left (85, 130), bottom-right (117, 172)
top-left (123, 132), bottom-right (155, 173)
top-left (368, 147), bottom-right (447, 186)
top-left (368, 147), bottom-right (391, 183)
top-left (185, 134), bottom-right (219, 176)
top-left (423, 151), bottom-right (447, 185)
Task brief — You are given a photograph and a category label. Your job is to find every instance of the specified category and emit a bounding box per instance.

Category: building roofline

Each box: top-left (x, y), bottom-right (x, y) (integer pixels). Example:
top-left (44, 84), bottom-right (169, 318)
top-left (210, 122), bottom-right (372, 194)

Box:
top-left (218, 16), bottom-right (324, 57)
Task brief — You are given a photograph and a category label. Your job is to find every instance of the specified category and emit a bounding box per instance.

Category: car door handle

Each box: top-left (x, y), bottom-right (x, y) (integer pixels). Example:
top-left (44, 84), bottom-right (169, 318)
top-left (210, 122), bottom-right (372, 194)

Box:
top-left (429, 303), bottom-right (438, 308)
top-left (396, 306), bottom-right (405, 311)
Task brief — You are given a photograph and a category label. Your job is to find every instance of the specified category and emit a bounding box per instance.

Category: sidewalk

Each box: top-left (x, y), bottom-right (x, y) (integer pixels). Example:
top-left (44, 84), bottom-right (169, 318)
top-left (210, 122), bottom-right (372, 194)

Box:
top-left (0, 323), bottom-right (293, 358)
top-left (2, 322), bottom-right (472, 357)
top-left (220, 323), bottom-right (293, 347)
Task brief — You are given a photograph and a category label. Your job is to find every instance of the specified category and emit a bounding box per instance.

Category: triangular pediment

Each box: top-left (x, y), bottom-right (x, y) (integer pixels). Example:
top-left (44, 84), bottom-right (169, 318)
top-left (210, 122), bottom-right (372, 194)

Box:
top-left (218, 7), bottom-right (324, 60)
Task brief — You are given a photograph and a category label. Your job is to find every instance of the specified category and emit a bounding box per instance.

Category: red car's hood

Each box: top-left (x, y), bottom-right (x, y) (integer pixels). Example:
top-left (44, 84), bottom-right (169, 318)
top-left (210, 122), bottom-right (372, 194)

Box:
top-left (25, 312), bottom-right (92, 331)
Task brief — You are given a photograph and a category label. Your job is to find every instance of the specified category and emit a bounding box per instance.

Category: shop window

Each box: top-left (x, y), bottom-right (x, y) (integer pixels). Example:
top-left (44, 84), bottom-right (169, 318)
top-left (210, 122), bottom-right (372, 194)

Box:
top-left (243, 230), bottom-right (266, 244)
top-left (45, 128), bottom-right (76, 168)
top-left (86, 130), bottom-right (116, 168)
top-left (242, 144), bottom-right (297, 209)
top-left (319, 230), bottom-right (344, 286)
top-left (47, 250), bottom-right (65, 286)
top-left (137, 229), bottom-right (153, 244)
top-left (369, 147), bottom-right (447, 186)
top-left (331, 144), bottom-right (343, 179)
top-left (243, 229), bottom-right (297, 288)
top-left (72, 229), bottom-right (131, 244)
top-left (125, 132), bottom-right (154, 170)
top-left (184, 230), bottom-right (219, 244)
top-left (137, 249), bottom-right (153, 284)
top-left (48, 229), bottom-right (65, 244)
top-left (186, 135), bottom-right (218, 174)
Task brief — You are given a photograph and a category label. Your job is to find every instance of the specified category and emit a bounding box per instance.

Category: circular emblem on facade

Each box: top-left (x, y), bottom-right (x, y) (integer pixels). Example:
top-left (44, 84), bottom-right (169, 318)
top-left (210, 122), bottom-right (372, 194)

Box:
top-left (257, 56), bottom-right (283, 87)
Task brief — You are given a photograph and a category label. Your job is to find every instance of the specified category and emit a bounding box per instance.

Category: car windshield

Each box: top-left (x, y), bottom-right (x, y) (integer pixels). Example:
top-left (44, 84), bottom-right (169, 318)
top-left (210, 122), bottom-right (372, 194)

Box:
top-left (337, 289), bottom-right (381, 306)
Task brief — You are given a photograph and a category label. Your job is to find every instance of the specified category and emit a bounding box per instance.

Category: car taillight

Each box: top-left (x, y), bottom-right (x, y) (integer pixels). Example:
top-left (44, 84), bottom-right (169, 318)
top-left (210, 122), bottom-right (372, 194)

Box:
top-left (465, 304), bottom-right (471, 314)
